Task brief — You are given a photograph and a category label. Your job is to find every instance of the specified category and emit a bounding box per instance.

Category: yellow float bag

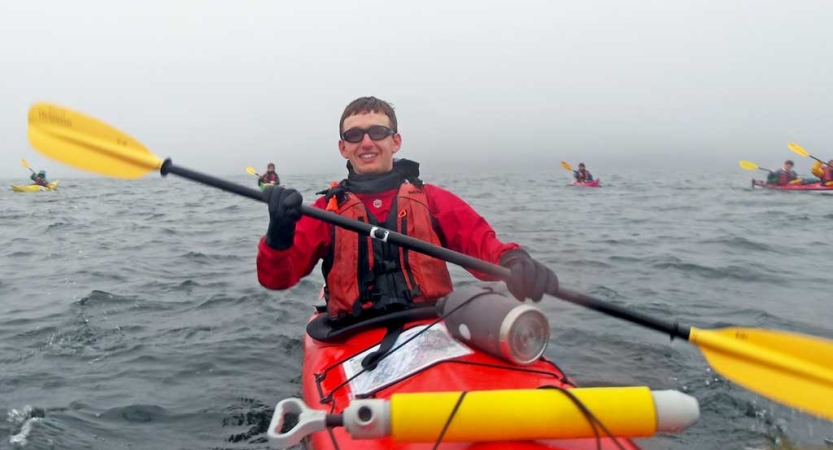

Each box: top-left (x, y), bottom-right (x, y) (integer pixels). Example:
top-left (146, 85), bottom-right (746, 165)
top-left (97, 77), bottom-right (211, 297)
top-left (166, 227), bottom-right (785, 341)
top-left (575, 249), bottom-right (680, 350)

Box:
top-left (390, 387), bottom-right (660, 442)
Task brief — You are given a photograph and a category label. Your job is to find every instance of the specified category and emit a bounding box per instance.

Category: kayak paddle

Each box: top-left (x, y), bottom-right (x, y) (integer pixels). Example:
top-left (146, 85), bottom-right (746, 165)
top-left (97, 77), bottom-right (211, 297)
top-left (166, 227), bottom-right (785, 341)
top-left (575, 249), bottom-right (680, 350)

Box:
top-left (21, 158), bottom-right (35, 174)
top-left (788, 142), bottom-right (833, 168)
top-left (738, 160), bottom-right (772, 172)
top-left (561, 161), bottom-right (574, 171)
top-left (27, 102), bottom-right (833, 421)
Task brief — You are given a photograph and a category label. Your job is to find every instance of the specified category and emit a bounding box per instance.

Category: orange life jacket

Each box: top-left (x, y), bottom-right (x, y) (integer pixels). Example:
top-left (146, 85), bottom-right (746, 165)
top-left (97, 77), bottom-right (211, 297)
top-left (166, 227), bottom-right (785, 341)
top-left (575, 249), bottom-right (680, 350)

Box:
top-left (321, 182), bottom-right (453, 319)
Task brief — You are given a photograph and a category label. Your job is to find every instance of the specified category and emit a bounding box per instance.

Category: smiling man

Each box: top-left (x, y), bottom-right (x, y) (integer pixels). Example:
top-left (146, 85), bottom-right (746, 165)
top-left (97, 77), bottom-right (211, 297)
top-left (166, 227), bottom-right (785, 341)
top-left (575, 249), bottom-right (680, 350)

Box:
top-left (256, 96), bottom-right (558, 324)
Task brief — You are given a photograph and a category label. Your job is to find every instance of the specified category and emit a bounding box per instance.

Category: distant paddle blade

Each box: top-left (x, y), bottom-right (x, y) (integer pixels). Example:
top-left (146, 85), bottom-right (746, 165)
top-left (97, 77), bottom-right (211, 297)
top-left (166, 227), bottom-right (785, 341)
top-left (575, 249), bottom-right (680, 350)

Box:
top-left (788, 142), bottom-right (809, 157)
top-left (27, 103), bottom-right (162, 179)
top-left (690, 327), bottom-right (833, 420)
top-left (561, 161), bottom-right (573, 171)
top-left (738, 160), bottom-right (759, 171)
top-left (246, 166), bottom-right (258, 176)
top-left (21, 158), bottom-right (30, 169)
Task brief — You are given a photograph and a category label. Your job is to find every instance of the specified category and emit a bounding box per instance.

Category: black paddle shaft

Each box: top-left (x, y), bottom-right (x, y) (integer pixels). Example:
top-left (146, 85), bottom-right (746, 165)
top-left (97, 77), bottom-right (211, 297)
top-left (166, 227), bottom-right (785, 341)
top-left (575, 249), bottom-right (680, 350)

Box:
top-left (160, 159), bottom-right (691, 341)
top-left (162, 159), bottom-right (263, 201)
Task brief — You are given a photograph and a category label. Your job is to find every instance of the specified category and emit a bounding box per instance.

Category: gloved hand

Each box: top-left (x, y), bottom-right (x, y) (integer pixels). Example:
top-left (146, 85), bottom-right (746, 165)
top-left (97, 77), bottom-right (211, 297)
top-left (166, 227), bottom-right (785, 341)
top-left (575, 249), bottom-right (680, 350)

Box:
top-left (499, 249), bottom-right (559, 302)
top-left (262, 185), bottom-right (303, 250)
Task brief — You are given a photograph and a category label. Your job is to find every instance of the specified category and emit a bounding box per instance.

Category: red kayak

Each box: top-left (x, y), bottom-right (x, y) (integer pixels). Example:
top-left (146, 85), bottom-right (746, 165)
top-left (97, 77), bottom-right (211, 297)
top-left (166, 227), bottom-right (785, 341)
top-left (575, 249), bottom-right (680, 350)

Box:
top-left (299, 313), bottom-right (640, 449)
top-left (572, 179), bottom-right (600, 188)
top-left (752, 179), bottom-right (833, 191)
top-left (269, 288), bottom-right (698, 449)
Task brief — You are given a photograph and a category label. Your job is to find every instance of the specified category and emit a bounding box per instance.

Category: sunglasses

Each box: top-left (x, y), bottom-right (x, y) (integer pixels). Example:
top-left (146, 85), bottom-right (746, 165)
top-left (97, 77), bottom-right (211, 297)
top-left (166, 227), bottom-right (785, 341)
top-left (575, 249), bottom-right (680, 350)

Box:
top-left (340, 125), bottom-right (396, 144)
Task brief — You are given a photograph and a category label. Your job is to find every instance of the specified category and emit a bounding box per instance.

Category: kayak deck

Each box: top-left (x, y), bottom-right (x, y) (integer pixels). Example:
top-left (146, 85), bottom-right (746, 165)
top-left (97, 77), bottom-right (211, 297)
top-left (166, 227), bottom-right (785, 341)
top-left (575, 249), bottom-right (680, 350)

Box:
top-left (301, 315), bottom-right (640, 450)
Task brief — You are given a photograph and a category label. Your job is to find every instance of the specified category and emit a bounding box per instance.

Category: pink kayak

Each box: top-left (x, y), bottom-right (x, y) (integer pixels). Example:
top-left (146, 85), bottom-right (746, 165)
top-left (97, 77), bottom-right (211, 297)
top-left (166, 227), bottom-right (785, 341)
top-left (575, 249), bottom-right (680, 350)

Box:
top-left (752, 179), bottom-right (833, 191)
top-left (572, 179), bottom-right (600, 188)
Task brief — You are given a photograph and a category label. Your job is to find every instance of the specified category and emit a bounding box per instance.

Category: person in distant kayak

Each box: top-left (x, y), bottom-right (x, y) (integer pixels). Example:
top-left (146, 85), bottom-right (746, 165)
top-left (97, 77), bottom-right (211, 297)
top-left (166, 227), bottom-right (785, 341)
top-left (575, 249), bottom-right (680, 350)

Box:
top-left (766, 160), bottom-right (798, 185)
top-left (810, 159), bottom-right (833, 185)
top-left (259, 163), bottom-right (280, 186)
top-left (257, 96), bottom-right (558, 324)
top-left (573, 163), bottom-right (593, 183)
top-left (30, 170), bottom-right (49, 186)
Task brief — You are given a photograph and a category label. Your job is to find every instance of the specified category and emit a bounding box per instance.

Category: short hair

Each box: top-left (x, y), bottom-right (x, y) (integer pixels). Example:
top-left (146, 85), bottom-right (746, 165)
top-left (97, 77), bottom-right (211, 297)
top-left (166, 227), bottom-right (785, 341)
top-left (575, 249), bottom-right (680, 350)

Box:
top-left (339, 96), bottom-right (398, 134)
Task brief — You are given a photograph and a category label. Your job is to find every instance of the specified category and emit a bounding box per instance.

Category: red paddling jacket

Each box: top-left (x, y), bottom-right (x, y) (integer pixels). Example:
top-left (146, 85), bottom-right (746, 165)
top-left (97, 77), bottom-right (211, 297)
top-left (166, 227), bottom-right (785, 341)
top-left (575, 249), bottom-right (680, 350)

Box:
top-left (257, 160), bottom-right (520, 320)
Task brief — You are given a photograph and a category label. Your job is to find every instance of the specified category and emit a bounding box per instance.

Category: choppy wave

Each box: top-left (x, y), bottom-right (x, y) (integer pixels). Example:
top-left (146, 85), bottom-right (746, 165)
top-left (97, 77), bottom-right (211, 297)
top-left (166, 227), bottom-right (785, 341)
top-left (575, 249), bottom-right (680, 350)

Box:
top-left (7, 405), bottom-right (45, 447)
top-left (696, 235), bottom-right (775, 253)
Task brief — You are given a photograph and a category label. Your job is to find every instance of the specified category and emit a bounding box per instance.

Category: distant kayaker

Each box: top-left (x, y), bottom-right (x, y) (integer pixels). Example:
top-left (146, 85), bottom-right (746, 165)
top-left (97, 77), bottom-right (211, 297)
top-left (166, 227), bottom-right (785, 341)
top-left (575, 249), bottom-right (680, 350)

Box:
top-left (30, 170), bottom-right (50, 186)
top-left (766, 160), bottom-right (798, 185)
top-left (811, 159), bottom-right (833, 185)
top-left (256, 96), bottom-right (558, 323)
top-left (573, 163), bottom-right (594, 183)
top-left (259, 163), bottom-right (280, 186)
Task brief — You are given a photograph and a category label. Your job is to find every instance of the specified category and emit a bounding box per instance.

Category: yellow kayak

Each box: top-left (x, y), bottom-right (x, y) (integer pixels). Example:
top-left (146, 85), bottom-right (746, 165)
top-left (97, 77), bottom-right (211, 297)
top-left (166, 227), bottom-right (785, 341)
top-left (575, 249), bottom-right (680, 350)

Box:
top-left (10, 180), bottom-right (60, 192)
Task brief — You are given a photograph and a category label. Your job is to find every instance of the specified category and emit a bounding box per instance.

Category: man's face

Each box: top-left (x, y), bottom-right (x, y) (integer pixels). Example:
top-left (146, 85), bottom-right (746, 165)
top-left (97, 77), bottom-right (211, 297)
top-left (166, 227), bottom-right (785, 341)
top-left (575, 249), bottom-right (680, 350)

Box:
top-left (338, 112), bottom-right (401, 175)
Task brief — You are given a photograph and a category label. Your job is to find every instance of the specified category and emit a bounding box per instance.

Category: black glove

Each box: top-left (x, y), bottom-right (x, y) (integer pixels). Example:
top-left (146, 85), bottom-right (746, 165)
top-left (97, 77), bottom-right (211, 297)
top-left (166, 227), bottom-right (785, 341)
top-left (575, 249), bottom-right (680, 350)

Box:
top-left (499, 249), bottom-right (559, 302)
top-left (262, 186), bottom-right (303, 250)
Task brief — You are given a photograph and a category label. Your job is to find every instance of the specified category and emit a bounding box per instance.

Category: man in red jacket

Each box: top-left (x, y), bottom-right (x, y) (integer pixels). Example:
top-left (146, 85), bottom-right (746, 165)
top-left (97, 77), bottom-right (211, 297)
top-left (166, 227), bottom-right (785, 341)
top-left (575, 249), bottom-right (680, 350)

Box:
top-left (257, 96), bottom-right (557, 322)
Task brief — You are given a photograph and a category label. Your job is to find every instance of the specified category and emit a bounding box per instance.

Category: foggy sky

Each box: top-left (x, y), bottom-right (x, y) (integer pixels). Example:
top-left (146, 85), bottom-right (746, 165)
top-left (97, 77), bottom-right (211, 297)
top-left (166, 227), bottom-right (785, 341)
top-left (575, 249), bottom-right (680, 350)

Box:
top-left (2, 0), bottom-right (832, 179)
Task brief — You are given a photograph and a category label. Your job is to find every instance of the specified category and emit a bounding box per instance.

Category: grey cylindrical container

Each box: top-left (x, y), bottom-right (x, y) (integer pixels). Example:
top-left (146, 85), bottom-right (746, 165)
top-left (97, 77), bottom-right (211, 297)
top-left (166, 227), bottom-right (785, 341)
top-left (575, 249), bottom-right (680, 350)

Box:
top-left (436, 286), bottom-right (550, 366)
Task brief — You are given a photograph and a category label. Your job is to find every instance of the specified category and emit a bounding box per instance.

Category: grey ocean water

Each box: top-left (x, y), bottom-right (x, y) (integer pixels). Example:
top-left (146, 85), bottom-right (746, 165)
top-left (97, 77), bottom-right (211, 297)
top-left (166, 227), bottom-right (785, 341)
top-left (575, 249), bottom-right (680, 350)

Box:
top-left (2, 170), bottom-right (832, 450)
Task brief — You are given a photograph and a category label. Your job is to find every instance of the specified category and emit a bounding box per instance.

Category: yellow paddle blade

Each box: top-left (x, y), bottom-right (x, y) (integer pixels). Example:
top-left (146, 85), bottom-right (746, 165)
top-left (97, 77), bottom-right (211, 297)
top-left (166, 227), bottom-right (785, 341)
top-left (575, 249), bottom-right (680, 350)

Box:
top-left (788, 142), bottom-right (809, 157)
top-left (21, 158), bottom-right (30, 169)
top-left (689, 327), bottom-right (833, 420)
top-left (560, 161), bottom-right (573, 171)
top-left (246, 166), bottom-right (258, 176)
top-left (27, 103), bottom-right (163, 179)
top-left (738, 160), bottom-right (760, 171)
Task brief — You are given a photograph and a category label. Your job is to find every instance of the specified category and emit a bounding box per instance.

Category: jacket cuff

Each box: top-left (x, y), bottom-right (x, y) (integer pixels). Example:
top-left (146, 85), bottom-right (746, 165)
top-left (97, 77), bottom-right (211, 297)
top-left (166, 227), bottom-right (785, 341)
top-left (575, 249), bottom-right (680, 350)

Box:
top-left (258, 236), bottom-right (293, 257)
